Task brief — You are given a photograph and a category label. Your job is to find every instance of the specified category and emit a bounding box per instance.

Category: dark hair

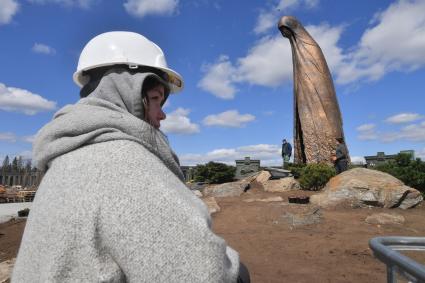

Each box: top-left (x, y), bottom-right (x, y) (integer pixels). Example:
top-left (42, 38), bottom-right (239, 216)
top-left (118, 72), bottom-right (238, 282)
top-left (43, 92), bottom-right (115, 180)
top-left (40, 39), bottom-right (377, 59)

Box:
top-left (141, 75), bottom-right (170, 106)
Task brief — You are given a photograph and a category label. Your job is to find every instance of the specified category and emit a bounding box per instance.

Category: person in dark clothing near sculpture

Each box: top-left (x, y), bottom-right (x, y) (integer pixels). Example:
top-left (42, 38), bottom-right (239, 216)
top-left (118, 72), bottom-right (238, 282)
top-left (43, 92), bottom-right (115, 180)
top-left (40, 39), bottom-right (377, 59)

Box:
top-left (281, 139), bottom-right (292, 169)
top-left (334, 137), bottom-right (348, 174)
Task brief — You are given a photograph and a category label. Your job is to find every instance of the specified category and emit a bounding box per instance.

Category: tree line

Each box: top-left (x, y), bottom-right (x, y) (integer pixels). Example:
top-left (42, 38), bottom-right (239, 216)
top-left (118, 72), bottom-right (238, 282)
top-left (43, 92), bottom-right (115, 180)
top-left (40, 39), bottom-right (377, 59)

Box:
top-left (1, 155), bottom-right (36, 173)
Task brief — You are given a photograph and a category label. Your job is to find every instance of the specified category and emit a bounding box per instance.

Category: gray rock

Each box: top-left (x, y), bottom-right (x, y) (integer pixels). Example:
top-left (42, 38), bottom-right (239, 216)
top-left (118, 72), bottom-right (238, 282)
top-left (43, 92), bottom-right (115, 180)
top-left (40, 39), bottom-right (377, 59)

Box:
top-left (310, 168), bottom-right (423, 209)
top-left (202, 180), bottom-right (249, 197)
top-left (263, 177), bottom-right (300, 192)
top-left (202, 197), bottom-right (221, 215)
top-left (0, 258), bottom-right (15, 283)
top-left (253, 171), bottom-right (272, 186)
top-left (264, 167), bottom-right (292, 179)
top-left (365, 213), bottom-right (405, 225)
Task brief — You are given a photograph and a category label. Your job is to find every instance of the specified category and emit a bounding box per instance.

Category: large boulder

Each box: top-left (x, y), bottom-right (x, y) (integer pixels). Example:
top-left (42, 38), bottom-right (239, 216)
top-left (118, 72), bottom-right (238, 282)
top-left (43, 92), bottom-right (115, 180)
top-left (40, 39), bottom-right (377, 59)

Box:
top-left (264, 167), bottom-right (292, 179)
top-left (0, 258), bottom-right (15, 283)
top-left (263, 177), bottom-right (300, 192)
top-left (192, 190), bottom-right (203, 197)
top-left (310, 168), bottom-right (423, 209)
top-left (254, 171), bottom-right (272, 186)
top-left (202, 180), bottom-right (249, 197)
top-left (202, 197), bottom-right (221, 215)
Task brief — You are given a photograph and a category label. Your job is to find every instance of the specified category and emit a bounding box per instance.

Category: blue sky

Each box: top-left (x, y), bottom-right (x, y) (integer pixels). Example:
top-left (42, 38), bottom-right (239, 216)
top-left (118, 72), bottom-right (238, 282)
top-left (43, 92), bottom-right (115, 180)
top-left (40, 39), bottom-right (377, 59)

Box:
top-left (1, 0), bottom-right (425, 166)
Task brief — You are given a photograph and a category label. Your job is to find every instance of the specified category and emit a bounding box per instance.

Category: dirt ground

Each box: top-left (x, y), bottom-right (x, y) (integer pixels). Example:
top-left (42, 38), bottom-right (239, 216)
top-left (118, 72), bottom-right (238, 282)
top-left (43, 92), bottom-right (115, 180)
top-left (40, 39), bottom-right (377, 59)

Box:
top-left (1, 188), bottom-right (424, 283)
top-left (212, 188), bottom-right (425, 283)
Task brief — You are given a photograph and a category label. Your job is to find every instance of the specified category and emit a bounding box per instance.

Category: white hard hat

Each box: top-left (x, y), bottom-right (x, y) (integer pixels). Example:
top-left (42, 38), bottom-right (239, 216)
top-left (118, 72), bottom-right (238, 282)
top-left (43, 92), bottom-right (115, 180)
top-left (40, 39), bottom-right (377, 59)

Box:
top-left (73, 31), bottom-right (183, 93)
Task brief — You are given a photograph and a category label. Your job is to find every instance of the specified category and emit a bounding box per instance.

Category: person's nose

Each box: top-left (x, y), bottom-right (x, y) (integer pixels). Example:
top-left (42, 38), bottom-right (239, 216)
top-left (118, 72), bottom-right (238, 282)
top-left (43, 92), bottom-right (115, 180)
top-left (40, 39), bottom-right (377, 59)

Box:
top-left (159, 108), bottom-right (166, 120)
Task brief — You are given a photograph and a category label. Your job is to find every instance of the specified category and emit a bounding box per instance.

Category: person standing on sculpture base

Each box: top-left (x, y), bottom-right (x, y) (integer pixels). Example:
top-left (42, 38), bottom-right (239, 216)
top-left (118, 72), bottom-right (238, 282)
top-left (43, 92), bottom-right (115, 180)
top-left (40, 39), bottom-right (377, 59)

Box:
top-left (334, 137), bottom-right (348, 174)
top-left (281, 139), bottom-right (292, 169)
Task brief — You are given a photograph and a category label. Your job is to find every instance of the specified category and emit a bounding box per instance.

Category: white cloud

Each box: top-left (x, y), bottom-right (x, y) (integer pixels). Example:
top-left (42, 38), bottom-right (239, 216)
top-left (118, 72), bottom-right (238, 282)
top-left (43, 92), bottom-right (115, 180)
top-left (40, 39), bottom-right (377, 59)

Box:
top-left (18, 150), bottom-right (32, 159)
top-left (179, 143), bottom-right (282, 166)
top-left (336, 0), bottom-right (425, 84)
top-left (235, 35), bottom-right (292, 87)
top-left (0, 83), bottom-right (57, 115)
top-left (32, 43), bottom-right (56, 55)
top-left (0, 132), bottom-right (17, 143)
top-left (201, 0), bottom-right (425, 97)
top-left (198, 55), bottom-right (237, 99)
top-left (253, 0), bottom-right (319, 35)
top-left (304, 0), bottom-right (319, 8)
top-left (306, 24), bottom-right (346, 74)
top-left (203, 110), bottom-right (255, 128)
top-left (416, 148), bottom-right (425, 160)
top-left (23, 135), bottom-right (36, 143)
top-left (356, 123), bottom-right (378, 140)
top-left (27, 0), bottom-right (97, 8)
top-left (161, 108), bottom-right (200, 134)
top-left (381, 121), bottom-right (425, 143)
top-left (124, 0), bottom-right (178, 18)
top-left (350, 156), bottom-right (366, 165)
top-left (239, 23), bottom-right (344, 87)
top-left (385, 113), bottom-right (423, 124)
top-left (0, 0), bottom-right (19, 24)
top-left (357, 120), bottom-right (425, 143)
top-left (199, 23), bottom-right (344, 98)
top-left (358, 132), bottom-right (379, 141)
top-left (356, 123), bottom-right (376, 131)
top-left (254, 10), bottom-right (276, 35)
top-left (237, 144), bottom-right (280, 156)
top-left (0, 133), bottom-right (36, 144)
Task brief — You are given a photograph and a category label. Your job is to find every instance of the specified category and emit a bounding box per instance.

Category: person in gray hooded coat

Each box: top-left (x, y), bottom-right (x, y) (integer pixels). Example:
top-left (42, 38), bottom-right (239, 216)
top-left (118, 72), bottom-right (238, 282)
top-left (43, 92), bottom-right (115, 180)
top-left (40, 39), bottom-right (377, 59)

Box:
top-left (12, 32), bottom-right (244, 282)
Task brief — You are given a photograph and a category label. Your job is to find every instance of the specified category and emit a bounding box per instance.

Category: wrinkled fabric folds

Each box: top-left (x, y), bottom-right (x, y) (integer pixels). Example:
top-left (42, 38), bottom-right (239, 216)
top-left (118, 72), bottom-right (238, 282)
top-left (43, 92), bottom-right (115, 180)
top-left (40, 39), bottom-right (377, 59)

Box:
top-left (33, 70), bottom-right (184, 181)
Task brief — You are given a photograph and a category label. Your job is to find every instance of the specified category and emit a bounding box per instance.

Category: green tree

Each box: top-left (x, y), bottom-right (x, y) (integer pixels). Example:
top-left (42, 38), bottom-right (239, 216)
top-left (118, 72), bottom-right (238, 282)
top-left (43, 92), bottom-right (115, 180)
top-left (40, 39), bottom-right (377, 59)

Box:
top-left (193, 162), bottom-right (235, 184)
top-left (12, 157), bottom-right (18, 171)
top-left (17, 156), bottom-right (23, 170)
top-left (395, 153), bottom-right (412, 167)
top-left (375, 154), bottom-right (425, 194)
top-left (25, 160), bottom-right (32, 172)
top-left (2, 155), bottom-right (10, 171)
top-left (299, 163), bottom-right (336, 191)
top-left (287, 162), bottom-right (307, 179)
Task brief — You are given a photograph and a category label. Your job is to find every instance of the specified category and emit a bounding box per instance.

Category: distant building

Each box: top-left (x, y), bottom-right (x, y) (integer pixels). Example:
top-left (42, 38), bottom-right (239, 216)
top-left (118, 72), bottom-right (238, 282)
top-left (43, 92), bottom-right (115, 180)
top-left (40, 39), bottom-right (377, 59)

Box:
top-left (235, 157), bottom-right (260, 180)
top-left (180, 166), bottom-right (195, 182)
top-left (364, 150), bottom-right (415, 167)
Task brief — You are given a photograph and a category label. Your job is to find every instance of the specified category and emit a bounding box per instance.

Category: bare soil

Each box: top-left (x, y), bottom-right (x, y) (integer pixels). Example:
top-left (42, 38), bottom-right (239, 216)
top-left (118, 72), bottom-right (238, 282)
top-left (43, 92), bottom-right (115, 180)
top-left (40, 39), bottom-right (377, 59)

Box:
top-left (1, 188), bottom-right (424, 283)
top-left (212, 188), bottom-right (425, 283)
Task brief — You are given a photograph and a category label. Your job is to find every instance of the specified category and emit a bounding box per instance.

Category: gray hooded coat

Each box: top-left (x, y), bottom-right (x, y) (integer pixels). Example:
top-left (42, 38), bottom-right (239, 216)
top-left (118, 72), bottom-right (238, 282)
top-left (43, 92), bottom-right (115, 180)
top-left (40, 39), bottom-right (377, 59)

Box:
top-left (12, 70), bottom-right (239, 282)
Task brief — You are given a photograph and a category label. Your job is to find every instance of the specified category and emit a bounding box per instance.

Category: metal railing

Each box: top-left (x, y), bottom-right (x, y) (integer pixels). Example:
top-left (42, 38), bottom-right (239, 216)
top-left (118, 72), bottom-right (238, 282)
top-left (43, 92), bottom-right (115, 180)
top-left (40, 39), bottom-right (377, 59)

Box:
top-left (369, 237), bottom-right (425, 283)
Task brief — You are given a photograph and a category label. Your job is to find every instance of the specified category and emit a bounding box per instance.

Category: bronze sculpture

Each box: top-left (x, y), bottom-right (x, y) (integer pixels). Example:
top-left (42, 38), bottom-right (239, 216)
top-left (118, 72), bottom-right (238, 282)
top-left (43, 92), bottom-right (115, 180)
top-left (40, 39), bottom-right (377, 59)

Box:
top-left (278, 16), bottom-right (349, 164)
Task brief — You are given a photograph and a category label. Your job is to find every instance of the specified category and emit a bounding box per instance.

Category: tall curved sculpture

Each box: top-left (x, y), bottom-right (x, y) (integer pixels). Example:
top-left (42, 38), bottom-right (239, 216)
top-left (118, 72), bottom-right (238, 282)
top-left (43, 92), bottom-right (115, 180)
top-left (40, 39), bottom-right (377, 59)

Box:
top-left (278, 16), bottom-right (349, 164)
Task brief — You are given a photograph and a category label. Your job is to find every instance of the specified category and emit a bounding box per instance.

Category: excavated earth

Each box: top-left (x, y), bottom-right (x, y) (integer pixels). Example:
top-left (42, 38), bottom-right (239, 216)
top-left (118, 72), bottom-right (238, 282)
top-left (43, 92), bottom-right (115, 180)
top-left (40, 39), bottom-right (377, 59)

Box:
top-left (1, 187), bottom-right (425, 282)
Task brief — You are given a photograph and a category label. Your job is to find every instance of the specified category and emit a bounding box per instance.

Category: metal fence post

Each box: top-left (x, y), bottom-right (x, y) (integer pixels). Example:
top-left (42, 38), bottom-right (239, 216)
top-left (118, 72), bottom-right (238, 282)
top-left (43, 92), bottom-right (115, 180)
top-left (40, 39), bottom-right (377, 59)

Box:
top-left (369, 237), bottom-right (425, 283)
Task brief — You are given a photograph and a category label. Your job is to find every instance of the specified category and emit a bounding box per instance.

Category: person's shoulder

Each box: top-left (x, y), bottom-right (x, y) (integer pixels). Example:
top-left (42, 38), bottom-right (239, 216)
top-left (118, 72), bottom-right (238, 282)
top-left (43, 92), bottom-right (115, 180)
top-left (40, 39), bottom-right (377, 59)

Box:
top-left (54, 139), bottom-right (180, 191)
top-left (55, 140), bottom-right (159, 173)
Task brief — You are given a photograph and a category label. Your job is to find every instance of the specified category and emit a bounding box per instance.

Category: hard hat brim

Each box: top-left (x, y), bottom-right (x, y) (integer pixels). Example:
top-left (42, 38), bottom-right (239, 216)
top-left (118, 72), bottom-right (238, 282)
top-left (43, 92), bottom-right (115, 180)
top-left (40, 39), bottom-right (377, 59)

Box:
top-left (73, 63), bottom-right (184, 94)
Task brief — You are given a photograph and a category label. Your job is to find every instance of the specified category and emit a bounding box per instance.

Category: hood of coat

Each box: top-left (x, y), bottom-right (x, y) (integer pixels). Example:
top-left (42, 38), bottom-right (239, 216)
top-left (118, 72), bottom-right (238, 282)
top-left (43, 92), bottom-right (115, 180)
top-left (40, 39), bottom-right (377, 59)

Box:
top-left (33, 70), bottom-right (184, 181)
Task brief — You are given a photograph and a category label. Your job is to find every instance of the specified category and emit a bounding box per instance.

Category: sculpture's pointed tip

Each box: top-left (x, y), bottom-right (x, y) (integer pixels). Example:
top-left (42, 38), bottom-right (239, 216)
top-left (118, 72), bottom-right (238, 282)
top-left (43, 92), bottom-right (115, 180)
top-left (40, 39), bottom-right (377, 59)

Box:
top-left (277, 15), bottom-right (298, 29)
top-left (277, 16), bottom-right (288, 30)
top-left (278, 16), bottom-right (297, 38)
